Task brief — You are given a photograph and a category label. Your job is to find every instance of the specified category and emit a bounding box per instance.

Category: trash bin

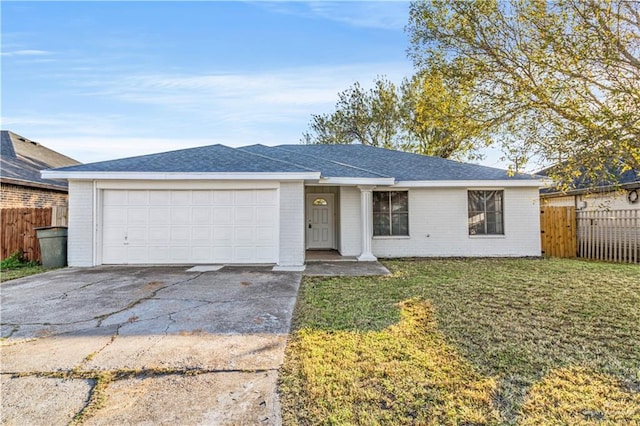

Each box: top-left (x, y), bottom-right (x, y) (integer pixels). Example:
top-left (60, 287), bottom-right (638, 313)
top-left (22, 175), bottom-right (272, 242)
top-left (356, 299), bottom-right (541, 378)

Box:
top-left (35, 226), bottom-right (68, 268)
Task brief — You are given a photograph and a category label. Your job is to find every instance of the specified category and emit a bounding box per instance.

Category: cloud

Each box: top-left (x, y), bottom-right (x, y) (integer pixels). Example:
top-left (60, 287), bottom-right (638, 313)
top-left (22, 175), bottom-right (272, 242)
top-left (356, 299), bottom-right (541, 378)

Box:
top-left (1, 49), bottom-right (53, 57)
top-left (79, 62), bottom-right (412, 124)
top-left (257, 1), bottom-right (410, 30)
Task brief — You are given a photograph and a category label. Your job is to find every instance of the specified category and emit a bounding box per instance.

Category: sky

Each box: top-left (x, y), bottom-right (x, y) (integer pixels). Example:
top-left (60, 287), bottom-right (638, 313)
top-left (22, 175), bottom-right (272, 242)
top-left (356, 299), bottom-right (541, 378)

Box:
top-left (1, 1), bottom-right (506, 168)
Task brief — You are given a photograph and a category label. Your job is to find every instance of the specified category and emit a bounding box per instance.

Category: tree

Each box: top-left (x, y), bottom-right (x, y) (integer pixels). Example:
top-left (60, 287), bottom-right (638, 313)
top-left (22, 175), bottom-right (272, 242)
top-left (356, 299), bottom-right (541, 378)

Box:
top-left (303, 75), bottom-right (488, 161)
top-left (301, 77), bottom-right (402, 149)
top-left (408, 0), bottom-right (640, 186)
top-left (400, 71), bottom-right (490, 161)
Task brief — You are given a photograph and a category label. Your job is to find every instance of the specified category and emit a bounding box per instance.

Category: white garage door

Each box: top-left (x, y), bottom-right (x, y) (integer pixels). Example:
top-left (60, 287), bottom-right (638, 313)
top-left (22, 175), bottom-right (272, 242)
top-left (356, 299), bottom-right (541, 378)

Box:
top-left (102, 189), bottom-right (278, 264)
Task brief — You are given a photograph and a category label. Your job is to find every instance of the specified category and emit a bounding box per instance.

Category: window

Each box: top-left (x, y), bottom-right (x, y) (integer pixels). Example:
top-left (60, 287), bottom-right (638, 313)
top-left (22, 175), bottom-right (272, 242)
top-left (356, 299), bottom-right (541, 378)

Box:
top-left (373, 191), bottom-right (409, 236)
top-left (468, 190), bottom-right (504, 235)
top-left (312, 198), bottom-right (328, 206)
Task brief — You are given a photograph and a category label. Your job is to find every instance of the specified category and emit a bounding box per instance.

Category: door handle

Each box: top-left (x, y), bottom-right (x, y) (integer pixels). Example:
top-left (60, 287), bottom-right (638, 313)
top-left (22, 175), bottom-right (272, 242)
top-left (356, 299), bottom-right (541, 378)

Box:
top-left (308, 223), bottom-right (312, 229)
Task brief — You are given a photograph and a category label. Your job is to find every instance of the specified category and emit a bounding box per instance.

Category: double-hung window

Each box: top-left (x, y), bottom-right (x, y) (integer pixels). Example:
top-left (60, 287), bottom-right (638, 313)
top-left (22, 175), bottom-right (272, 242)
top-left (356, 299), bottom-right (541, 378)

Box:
top-left (373, 191), bottom-right (409, 236)
top-left (468, 190), bottom-right (504, 235)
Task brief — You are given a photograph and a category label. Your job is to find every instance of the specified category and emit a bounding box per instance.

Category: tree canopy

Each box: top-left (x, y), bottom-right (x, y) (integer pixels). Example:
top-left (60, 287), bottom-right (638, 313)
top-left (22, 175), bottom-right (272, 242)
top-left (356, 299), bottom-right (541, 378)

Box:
top-left (302, 75), bottom-right (488, 161)
top-left (407, 0), bottom-right (640, 186)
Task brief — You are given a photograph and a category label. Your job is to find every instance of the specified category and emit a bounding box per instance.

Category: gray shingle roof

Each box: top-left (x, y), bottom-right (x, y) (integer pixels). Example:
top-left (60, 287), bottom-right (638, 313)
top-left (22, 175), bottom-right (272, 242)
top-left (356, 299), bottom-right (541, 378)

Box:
top-left (278, 144), bottom-right (537, 181)
top-left (240, 144), bottom-right (390, 178)
top-left (1, 130), bottom-right (80, 190)
top-left (49, 142), bottom-right (541, 182)
top-left (53, 144), bottom-right (313, 173)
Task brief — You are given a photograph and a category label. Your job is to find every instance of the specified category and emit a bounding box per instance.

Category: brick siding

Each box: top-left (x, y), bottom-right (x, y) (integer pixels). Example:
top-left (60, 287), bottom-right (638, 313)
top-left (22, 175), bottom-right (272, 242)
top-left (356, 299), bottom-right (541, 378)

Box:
top-left (0, 183), bottom-right (69, 208)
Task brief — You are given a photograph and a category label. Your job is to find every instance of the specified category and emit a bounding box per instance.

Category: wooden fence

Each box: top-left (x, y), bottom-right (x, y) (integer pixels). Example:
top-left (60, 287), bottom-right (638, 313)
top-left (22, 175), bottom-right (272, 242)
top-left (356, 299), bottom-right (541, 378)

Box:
top-left (540, 206), bottom-right (577, 258)
top-left (0, 207), bottom-right (68, 263)
top-left (541, 206), bottom-right (639, 264)
top-left (576, 209), bottom-right (639, 264)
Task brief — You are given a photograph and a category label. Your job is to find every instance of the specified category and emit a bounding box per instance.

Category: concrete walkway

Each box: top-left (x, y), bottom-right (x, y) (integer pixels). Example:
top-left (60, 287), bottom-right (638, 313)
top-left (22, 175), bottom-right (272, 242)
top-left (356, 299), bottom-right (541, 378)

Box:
top-left (1, 266), bottom-right (301, 425)
top-left (304, 261), bottom-right (391, 277)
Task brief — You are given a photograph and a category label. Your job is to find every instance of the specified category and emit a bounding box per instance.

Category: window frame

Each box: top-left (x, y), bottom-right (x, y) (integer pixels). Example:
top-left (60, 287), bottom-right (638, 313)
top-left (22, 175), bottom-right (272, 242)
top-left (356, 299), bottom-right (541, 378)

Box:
top-left (373, 190), bottom-right (409, 237)
top-left (468, 190), bottom-right (505, 236)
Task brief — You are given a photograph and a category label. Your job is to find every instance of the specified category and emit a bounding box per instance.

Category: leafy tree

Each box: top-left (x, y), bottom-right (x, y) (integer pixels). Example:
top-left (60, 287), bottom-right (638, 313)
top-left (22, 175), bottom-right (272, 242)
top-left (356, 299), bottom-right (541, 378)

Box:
top-left (400, 71), bottom-right (490, 161)
top-left (303, 75), bottom-right (487, 161)
top-left (407, 0), bottom-right (640, 186)
top-left (301, 77), bottom-right (402, 149)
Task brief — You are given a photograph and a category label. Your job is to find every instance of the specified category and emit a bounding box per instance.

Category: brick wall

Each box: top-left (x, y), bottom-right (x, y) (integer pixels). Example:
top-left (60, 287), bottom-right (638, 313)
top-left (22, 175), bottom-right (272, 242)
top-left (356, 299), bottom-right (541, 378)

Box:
top-left (0, 183), bottom-right (69, 208)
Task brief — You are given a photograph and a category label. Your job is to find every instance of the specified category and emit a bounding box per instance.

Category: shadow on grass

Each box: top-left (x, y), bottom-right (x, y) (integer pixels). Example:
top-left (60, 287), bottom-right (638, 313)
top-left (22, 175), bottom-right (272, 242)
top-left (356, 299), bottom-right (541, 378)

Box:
top-left (282, 258), bottom-right (640, 424)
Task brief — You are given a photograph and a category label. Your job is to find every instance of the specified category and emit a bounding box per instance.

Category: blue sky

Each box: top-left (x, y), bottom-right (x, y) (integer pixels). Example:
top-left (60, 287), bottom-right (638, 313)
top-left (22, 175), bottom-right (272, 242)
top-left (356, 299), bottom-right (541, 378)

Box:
top-left (2, 1), bottom-right (505, 167)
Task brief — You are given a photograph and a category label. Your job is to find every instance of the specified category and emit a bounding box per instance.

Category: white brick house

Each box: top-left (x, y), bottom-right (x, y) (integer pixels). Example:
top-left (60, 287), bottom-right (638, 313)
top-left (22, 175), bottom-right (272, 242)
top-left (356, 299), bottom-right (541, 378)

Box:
top-left (43, 144), bottom-right (544, 270)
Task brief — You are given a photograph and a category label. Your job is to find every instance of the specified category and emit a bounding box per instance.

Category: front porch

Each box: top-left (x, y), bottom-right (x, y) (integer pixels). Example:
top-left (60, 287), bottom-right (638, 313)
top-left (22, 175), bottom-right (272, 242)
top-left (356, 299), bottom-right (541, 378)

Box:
top-left (304, 249), bottom-right (390, 277)
top-left (304, 185), bottom-right (377, 262)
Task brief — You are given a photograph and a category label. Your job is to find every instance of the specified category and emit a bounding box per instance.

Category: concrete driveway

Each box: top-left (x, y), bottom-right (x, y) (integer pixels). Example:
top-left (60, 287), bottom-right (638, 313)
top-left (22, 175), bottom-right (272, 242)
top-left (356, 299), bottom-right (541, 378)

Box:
top-left (0, 266), bottom-right (301, 425)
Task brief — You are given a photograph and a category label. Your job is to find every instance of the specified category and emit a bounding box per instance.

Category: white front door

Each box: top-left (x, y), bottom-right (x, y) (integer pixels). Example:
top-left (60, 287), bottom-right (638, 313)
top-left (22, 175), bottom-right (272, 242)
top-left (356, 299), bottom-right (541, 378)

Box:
top-left (306, 193), bottom-right (335, 249)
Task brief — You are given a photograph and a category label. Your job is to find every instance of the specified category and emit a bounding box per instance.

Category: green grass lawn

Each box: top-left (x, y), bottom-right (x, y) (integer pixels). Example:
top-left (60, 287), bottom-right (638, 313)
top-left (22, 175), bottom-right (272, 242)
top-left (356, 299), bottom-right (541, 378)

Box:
top-left (279, 258), bottom-right (640, 425)
top-left (0, 251), bottom-right (47, 283)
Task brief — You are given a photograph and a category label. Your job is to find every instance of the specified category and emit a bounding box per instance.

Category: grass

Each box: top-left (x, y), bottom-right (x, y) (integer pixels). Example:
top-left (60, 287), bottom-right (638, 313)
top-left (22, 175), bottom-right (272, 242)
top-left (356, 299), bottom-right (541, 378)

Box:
top-left (0, 251), bottom-right (46, 283)
top-left (279, 258), bottom-right (640, 425)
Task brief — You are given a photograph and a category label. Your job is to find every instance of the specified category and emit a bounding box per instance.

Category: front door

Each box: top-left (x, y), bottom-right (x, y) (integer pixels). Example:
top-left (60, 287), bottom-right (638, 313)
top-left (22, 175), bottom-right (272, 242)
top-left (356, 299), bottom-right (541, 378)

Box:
top-left (306, 193), bottom-right (335, 249)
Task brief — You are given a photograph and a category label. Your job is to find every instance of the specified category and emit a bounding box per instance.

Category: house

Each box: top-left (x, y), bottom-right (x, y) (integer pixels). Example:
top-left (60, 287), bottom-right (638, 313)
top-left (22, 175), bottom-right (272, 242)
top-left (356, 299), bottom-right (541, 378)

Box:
top-left (539, 165), bottom-right (640, 211)
top-left (1, 130), bottom-right (81, 208)
top-left (42, 144), bottom-right (544, 270)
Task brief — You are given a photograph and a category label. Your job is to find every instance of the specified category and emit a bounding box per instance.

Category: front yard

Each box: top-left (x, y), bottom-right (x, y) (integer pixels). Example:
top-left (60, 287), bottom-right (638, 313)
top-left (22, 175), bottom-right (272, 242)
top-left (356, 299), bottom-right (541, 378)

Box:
top-left (279, 258), bottom-right (640, 425)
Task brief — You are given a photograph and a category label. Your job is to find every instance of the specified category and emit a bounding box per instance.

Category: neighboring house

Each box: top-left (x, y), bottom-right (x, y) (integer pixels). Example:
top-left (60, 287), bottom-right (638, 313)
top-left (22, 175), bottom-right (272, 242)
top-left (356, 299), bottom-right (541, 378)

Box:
top-left (539, 166), bottom-right (640, 211)
top-left (42, 144), bottom-right (544, 269)
top-left (1, 130), bottom-right (80, 208)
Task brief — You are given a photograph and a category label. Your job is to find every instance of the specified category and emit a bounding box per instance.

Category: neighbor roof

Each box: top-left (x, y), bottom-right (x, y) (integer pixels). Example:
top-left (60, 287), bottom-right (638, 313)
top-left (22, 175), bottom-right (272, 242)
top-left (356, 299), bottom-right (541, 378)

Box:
top-left (1, 130), bottom-right (80, 191)
top-left (45, 143), bottom-right (542, 184)
top-left (538, 161), bottom-right (640, 196)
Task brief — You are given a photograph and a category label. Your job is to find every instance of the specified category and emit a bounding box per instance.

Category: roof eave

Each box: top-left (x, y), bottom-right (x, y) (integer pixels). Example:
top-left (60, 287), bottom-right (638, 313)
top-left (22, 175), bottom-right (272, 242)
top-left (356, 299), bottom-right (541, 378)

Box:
top-left (0, 177), bottom-right (69, 192)
top-left (314, 177), bottom-right (396, 186)
top-left (395, 179), bottom-right (547, 188)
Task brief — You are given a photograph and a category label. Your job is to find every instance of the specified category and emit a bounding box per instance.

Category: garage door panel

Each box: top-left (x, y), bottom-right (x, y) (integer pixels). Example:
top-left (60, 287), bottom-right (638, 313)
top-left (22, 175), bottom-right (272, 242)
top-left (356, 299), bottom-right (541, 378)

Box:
top-left (170, 246), bottom-right (190, 261)
top-left (128, 191), bottom-right (148, 205)
top-left (235, 227), bottom-right (254, 242)
top-left (103, 229), bottom-right (124, 245)
top-left (213, 207), bottom-right (233, 224)
top-left (214, 191), bottom-right (233, 203)
top-left (234, 246), bottom-right (255, 262)
top-left (256, 227), bottom-right (275, 242)
top-left (149, 191), bottom-right (171, 205)
top-left (171, 207), bottom-right (191, 224)
top-left (213, 246), bottom-right (232, 263)
top-left (127, 246), bottom-right (149, 263)
top-left (127, 208), bottom-right (148, 225)
top-left (148, 226), bottom-right (169, 242)
top-left (102, 189), bottom-right (277, 264)
top-left (191, 246), bottom-right (213, 262)
top-left (191, 226), bottom-right (211, 241)
top-left (235, 207), bottom-right (254, 222)
top-left (170, 227), bottom-right (190, 242)
top-left (149, 208), bottom-right (170, 224)
top-left (235, 191), bottom-right (255, 204)
top-left (255, 246), bottom-right (276, 262)
top-left (256, 190), bottom-right (276, 204)
top-left (104, 190), bottom-right (128, 205)
top-left (103, 207), bottom-right (126, 224)
top-left (213, 227), bottom-right (233, 242)
top-left (148, 246), bottom-right (169, 262)
top-left (128, 227), bottom-right (148, 243)
top-left (192, 207), bottom-right (211, 224)
top-left (192, 191), bottom-right (212, 205)
top-left (171, 191), bottom-right (191, 204)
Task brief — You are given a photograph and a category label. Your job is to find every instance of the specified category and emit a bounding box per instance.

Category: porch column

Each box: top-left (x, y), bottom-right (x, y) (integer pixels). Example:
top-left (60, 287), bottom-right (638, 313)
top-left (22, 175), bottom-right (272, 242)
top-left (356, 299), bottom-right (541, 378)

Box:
top-left (357, 185), bottom-right (377, 261)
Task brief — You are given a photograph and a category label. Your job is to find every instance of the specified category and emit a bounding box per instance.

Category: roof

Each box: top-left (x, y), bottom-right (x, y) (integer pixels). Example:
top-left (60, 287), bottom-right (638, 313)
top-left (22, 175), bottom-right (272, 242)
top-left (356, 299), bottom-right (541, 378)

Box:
top-left (1, 131), bottom-right (80, 191)
top-left (538, 161), bottom-right (640, 196)
top-left (44, 143), bottom-right (543, 185)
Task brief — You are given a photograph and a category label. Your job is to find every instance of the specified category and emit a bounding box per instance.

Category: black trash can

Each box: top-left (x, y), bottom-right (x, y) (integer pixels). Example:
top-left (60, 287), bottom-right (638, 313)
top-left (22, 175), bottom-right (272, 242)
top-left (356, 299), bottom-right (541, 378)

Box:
top-left (35, 226), bottom-right (68, 268)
